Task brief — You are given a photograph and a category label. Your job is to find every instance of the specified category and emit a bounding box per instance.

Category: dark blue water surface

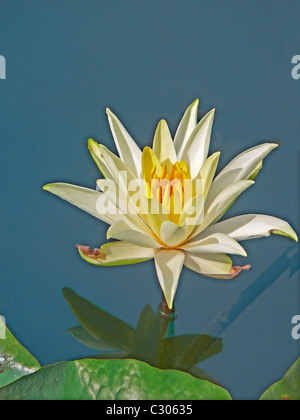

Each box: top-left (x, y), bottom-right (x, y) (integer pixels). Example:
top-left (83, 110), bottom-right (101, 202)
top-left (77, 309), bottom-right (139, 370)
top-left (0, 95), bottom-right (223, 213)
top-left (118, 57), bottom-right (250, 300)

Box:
top-left (0, 0), bottom-right (299, 400)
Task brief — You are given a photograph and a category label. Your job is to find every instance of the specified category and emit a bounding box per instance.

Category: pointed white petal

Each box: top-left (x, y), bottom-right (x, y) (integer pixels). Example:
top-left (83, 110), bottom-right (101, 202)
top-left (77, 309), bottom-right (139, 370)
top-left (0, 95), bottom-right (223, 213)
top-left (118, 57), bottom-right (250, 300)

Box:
top-left (206, 143), bottom-right (278, 208)
top-left (96, 178), bottom-right (151, 233)
top-left (154, 249), bottom-right (185, 309)
top-left (174, 99), bottom-right (199, 156)
top-left (197, 152), bottom-right (220, 199)
top-left (160, 221), bottom-right (189, 247)
top-left (197, 214), bottom-right (298, 242)
top-left (88, 139), bottom-right (114, 180)
top-left (106, 108), bottom-right (142, 177)
top-left (182, 233), bottom-right (247, 256)
top-left (93, 144), bottom-right (146, 226)
top-left (43, 183), bottom-right (117, 225)
top-left (179, 191), bottom-right (205, 229)
top-left (107, 220), bottom-right (161, 248)
top-left (180, 109), bottom-right (215, 178)
top-left (153, 120), bottom-right (177, 164)
top-left (192, 180), bottom-right (254, 237)
top-left (77, 242), bottom-right (155, 266)
top-left (98, 144), bottom-right (137, 186)
top-left (184, 252), bottom-right (232, 275)
top-left (184, 252), bottom-right (250, 279)
top-left (89, 139), bottom-right (137, 190)
top-left (96, 178), bottom-right (124, 208)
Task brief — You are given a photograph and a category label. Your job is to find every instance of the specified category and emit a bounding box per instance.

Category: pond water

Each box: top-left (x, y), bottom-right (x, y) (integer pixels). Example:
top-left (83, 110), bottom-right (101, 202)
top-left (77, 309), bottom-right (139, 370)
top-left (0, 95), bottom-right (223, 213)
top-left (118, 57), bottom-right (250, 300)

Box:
top-left (1, 0), bottom-right (299, 400)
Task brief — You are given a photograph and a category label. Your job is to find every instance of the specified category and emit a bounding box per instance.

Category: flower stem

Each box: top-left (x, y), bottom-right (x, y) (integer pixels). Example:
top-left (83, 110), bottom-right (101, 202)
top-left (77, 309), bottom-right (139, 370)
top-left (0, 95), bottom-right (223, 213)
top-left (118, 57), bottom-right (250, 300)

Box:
top-left (160, 293), bottom-right (175, 316)
top-left (158, 293), bottom-right (176, 338)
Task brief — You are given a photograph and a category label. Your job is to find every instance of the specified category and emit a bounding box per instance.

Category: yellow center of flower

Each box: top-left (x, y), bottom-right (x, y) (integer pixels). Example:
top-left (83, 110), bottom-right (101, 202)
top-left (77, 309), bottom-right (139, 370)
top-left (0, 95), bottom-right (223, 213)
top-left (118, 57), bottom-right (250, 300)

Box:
top-left (142, 147), bottom-right (194, 224)
top-left (150, 160), bottom-right (190, 204)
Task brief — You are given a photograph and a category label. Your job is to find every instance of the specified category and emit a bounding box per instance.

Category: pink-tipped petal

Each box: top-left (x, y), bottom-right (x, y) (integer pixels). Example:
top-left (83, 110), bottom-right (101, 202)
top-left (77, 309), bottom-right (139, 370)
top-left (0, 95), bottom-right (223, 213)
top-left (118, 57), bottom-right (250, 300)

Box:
top-left (200, 264), bottom-right (251, 280)
top-left (76, 244), bottom-right (106, 261)
top-left (230, 264), bottom-right (252, 278)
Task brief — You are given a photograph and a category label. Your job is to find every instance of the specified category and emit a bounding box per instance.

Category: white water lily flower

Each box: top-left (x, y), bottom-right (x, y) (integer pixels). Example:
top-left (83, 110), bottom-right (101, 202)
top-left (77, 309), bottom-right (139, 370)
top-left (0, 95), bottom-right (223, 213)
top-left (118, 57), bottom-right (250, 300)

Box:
top-left (43, 100), bottom-right (298, 309)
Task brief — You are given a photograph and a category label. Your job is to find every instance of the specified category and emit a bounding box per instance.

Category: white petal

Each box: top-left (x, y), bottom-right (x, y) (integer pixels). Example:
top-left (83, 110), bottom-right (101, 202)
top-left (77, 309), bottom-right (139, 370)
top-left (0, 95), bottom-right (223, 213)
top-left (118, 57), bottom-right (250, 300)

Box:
top-left (107, 220), bottom-right (161, 248)
top-left (174, 99), bottom-right (199, 157)
top-left (96, 178), bottom-right (123, 208)
top-left (88, 138), bottom-right (114, 180)
top-left (96, 178), bottom-right (150, 233)
top-left (197, 214), bottom-right (298, 242)
top-left (192, 180), bottom-right (254, 237)
top-left (43, 183), bottom-right (118, 225)
top-left (197, 152), bottom-right (220, 200)
top-left (78, 242), bottom-right (155, 266)
top-left (179, 192), bottom-right (205, 228)
top-left (180, 109), bottom-right (215, 178)
top-left (206, 143), bottom-right (278, 208)
top-left (89, 139), bottom-right (137, 190)
top-left (182, 233), bottom-right (247, 256)
top-left (184, 252), bottom-right (251, 279)
top-left (106, 108), bottom-right (142, 177)
top-left (93, 144), bottom-right (146, 226)
top-left (153, 120), bottom-right (177, 164)
top-left (98, 144), bottom-right (137, 187)
top-left (184, 252), bottom-right (233, 276)
top-left (154, 249), bottom-right (185, 309)
top-left (160, 221), bottom-right (189, 247)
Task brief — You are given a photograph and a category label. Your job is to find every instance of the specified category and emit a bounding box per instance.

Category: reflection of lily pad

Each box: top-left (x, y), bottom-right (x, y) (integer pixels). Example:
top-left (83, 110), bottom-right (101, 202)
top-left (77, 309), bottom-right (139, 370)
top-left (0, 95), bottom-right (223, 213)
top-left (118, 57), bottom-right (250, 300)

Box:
top-left (0, 319), bottom-right (40, 388)
top-left (163, 334), bottom-right (223, 370)
top-left (0, 359), bottom-right (232, 400)
top-left (63, 288), bottom-right (135, 352)
top-left (68, 326), bottom-right (121, 352)
top-left (260, 358), bottom-right (300, 400)
top-left (63, 289), bottom-right (222, 384)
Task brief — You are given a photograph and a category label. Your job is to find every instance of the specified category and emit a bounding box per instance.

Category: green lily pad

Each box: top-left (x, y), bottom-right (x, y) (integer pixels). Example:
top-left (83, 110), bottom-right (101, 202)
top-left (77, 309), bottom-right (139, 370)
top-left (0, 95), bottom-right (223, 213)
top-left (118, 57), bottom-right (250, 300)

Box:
top-left (0, 358), bottom-right (232, 400)
top-left (260, 358), bottom-right (300, 400)
top-left (0, 319), bottom-right (40, 388)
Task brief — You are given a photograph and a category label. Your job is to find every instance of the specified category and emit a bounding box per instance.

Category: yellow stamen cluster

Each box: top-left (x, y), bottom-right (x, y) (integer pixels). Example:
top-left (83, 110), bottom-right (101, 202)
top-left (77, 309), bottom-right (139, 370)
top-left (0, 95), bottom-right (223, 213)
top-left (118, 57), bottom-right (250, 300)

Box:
top-left (151, 160), bottom-right (190, 204)
top-left (142, 147), bottom-right (194, 223)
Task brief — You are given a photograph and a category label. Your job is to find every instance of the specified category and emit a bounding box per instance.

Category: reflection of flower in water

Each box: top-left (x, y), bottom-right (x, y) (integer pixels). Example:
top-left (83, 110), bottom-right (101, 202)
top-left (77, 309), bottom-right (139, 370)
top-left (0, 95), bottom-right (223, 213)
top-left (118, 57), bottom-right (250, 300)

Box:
top-left (44, 100), bottom-right (297, 309)
top-left (64, 288), bottom-right (222, 384)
